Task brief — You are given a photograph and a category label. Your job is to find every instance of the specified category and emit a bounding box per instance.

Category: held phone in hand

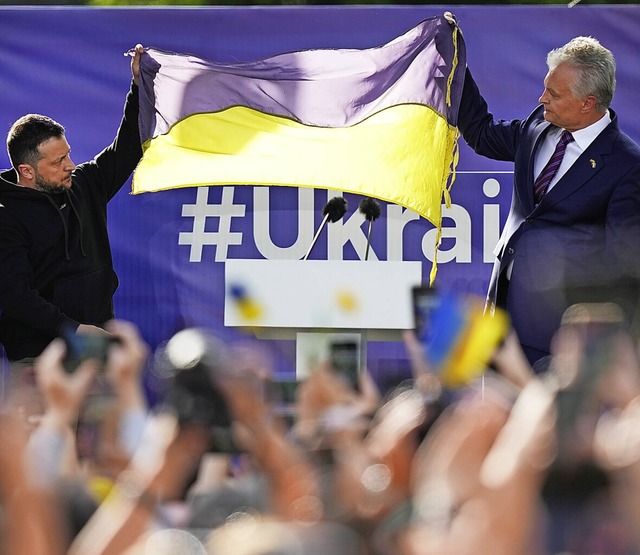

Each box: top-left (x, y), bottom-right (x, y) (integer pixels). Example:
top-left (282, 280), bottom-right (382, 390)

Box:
top-left (329, 335), bottom-right (361, 392)
top-left (269, 378), bottom-right (300, 425)
top-left (273, 378), bottom-right (300, 406)
top-left (412, 285), bottom-right (440, 343)
top-left (161, 328), bottom-right (240, 453)
top-left (61, 327), bottom-right (120, 373)
top-left (554, 302), bottom-right (626, 463)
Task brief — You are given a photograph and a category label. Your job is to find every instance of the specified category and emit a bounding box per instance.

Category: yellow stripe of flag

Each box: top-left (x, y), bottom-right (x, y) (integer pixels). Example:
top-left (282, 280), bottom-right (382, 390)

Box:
top-left (133, 103), bottom-right (457, 227)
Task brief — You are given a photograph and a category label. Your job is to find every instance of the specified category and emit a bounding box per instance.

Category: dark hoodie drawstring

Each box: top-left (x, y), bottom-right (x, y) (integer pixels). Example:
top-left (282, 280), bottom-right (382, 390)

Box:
top-left (66, 191), bottom-right (87, 257)
top-left (44, 191), bottom-right (86, 260)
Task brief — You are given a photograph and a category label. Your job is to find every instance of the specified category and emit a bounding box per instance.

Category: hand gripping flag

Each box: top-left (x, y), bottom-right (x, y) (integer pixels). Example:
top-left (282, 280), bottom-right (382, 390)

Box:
top-left (132, 16), bottom-right (465, 280)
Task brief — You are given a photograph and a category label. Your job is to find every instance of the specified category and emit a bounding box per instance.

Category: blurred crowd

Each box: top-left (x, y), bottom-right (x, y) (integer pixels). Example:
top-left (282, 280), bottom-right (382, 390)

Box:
top-left (1, 299), bottom-right (640, 555)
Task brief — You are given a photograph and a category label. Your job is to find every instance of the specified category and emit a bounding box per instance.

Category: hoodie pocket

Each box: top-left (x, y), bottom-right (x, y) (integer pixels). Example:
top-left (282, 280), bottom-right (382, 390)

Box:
top-left (51, 266), bottom-right (118, 324)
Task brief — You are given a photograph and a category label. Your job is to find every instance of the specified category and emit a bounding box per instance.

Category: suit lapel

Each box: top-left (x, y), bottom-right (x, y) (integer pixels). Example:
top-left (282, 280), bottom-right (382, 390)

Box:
top-left (533, 113), bottom-right (618, 210)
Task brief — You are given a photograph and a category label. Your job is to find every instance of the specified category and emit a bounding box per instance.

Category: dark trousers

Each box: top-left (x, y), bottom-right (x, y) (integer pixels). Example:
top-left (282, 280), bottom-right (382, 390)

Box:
top-left (495, 268), bottom-right (551, 373)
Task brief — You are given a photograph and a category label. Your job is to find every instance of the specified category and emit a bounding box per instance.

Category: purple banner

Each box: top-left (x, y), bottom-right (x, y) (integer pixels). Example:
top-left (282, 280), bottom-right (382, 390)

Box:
top-left (1, 6), bottom-right (639, 381)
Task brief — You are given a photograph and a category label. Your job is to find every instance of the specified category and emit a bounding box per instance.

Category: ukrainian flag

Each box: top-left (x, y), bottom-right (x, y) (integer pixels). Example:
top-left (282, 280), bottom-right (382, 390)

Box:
top-left (132, 16), bottom-right (465, 258)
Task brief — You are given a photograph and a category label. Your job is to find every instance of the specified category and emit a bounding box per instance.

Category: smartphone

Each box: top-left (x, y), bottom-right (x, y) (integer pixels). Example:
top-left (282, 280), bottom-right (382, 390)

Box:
top-left (554, 302), bottom-right (625, 463)
top-left (76, 392), bottom-right (114, 461)
top-left (413, 286), bottom-right (475, 370)
top-left (273, 378), bottom-right (300, 405)
top-left (61, 328), bottom-right (119, 373)
top-left (269, 378), bottom-right (300, 425)
top-left (412, 285), bottom-right (440, 343)
top-left (329, 337), bottom-right (360, 392)
top-left (160, 327), bottom-right (243, 453)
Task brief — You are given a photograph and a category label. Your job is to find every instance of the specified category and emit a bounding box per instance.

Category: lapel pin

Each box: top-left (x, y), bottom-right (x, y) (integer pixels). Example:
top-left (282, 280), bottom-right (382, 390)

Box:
top-left (590, 159), bottom-right (596, 168)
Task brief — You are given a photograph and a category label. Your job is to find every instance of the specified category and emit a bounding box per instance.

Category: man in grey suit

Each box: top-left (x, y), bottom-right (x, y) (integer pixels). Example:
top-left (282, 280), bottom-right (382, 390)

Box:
top-left (457, 34), bottom-right (640, 370)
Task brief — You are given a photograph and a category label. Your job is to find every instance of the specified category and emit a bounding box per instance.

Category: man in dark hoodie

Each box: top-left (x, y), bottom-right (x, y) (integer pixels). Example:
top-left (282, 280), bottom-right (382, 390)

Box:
top-left (0, 45), bottom-right (144, 362)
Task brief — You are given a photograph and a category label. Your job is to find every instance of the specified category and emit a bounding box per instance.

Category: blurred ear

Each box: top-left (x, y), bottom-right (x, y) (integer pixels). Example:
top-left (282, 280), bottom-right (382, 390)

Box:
top-left (17, 163), bottom-right (34, 182)
top-left (581, 95), bottom-right (597, 113)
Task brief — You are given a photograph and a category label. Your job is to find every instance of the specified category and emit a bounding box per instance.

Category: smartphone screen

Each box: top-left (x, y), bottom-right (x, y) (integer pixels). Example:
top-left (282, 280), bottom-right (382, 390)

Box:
top-left (269, 378), bottom-right (300, 426)
top-left (329, 338), bottom-right (360, 392)
top-left (61, 328), bottom-right (117, 373)
top-left (412, 285), bottom-right (439, 340)
top-left (412, 286), bottom-right (466, 370)
top-left (76, 392), bottom-right (114, 462)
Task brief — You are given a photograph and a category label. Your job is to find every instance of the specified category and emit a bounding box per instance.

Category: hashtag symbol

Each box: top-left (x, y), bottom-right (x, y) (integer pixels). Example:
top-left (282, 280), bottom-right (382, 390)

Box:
top-left (179, 186), bottom-right (246, 262)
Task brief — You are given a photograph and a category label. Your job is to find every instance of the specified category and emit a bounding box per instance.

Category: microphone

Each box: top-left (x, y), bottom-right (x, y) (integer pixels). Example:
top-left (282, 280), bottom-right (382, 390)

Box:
top-left (359, 197), bottom-right (381, 261)
top-left (303, 196), bottom-right (347, 261)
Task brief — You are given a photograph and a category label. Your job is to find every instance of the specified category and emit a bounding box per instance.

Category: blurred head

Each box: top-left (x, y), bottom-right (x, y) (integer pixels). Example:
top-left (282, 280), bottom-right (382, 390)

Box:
top-left (6, 114), bottom-right (75, 193)
top-left (539, 36), bottom-right (615, 131)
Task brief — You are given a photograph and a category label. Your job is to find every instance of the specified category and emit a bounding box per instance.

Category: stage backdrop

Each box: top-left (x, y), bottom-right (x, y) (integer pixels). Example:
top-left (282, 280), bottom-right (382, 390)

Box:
top-left (1, 5), bottom-right (639, 386)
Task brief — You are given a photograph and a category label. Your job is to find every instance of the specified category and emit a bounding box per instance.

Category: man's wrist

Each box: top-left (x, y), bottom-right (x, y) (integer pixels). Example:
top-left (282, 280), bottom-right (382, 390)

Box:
top-left (112, 469), bottom-right (158, 512)
top-left (40, 410), bottom-right (77, 431)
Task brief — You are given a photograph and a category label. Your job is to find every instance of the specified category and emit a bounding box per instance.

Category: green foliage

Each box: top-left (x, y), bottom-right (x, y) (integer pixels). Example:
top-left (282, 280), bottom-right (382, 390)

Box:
top-left (5, 0), bottom-right (638, 6)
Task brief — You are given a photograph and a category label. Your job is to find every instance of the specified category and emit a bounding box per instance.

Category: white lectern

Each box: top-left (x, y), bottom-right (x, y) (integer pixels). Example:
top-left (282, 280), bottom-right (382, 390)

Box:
top-left (224, 259), bottom-right (422, 376)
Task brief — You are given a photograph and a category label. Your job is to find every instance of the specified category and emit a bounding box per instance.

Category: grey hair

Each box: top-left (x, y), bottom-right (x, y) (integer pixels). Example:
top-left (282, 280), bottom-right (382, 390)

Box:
top-left (546, 36), bottom-right (616, 111)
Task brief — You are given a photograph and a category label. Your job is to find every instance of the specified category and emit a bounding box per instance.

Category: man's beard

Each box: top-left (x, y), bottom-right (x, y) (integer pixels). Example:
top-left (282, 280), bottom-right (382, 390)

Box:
top-left (34, 174), bottom-right (69, 195)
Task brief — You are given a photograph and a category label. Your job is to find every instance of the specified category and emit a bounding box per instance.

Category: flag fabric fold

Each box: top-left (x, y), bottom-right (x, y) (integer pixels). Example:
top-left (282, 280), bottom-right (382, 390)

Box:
top-left (133, 16), bottom-right (466, 270)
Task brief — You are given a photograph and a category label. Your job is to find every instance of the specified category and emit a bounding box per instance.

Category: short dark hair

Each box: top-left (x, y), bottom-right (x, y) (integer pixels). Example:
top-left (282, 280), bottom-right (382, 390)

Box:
top-left (6, 114), bottom-right (66, 169)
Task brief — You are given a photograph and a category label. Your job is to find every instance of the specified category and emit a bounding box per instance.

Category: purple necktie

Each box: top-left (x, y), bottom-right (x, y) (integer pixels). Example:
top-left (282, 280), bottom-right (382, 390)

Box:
top-left (534, 130), bottom-right (574, 204)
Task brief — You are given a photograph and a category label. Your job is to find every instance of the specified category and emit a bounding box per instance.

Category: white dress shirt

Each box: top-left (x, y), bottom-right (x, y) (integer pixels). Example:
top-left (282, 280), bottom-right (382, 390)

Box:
top-left (534, 110), bottom-right (612, 194)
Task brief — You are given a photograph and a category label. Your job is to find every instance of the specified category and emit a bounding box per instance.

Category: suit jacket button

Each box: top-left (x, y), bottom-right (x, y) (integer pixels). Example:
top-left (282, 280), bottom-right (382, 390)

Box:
top-left (507, 247), bottom-right (514, 255)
